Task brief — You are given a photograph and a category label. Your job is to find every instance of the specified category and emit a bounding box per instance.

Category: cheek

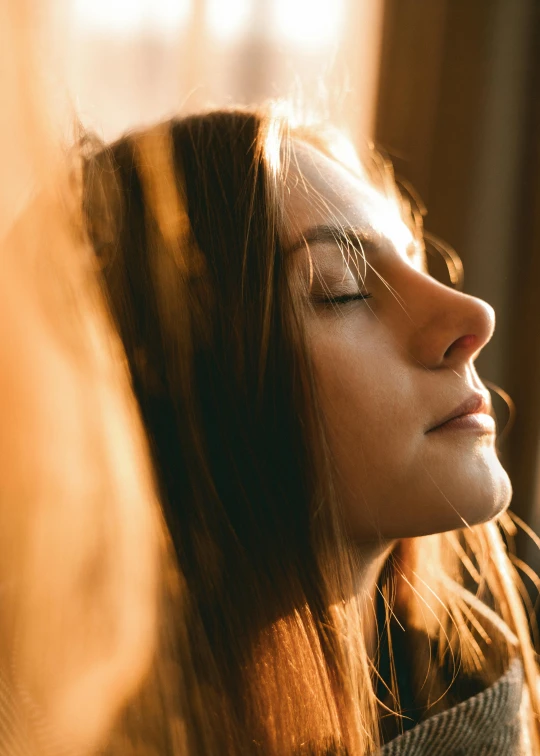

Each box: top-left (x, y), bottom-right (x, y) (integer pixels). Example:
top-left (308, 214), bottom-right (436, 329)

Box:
top-left (309, 328), bottom-right (512, 539)
top-left (312, 351), bottom-right (421, 538)
top-left (309, 327), bottom-right (416, 494)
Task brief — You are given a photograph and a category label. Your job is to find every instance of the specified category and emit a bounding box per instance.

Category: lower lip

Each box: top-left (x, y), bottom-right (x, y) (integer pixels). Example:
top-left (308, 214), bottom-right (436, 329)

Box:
top-left (430, 413), bottom-right (496, 433)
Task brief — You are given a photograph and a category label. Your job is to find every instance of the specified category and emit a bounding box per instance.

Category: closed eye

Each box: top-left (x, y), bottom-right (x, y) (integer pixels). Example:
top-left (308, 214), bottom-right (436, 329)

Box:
top-left (314, 292), bottom-right (373, 307)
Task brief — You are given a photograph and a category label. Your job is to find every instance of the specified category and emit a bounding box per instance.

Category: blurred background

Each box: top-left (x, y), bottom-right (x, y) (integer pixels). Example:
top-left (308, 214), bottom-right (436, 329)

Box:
top-left (68, 0), bottom-right (540, 564)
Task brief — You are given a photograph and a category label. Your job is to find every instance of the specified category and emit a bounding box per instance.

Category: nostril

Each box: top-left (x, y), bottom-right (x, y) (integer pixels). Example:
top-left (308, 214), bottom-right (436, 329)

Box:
top-left (453, 334), bottom-right (478, 350)
top-left (444, 333), bottom-right (478, 359)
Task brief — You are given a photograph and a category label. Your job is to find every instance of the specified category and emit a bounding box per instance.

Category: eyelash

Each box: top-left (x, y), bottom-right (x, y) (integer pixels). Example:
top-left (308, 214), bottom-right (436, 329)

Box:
top-left (318, 292), bottom-right (373, 306)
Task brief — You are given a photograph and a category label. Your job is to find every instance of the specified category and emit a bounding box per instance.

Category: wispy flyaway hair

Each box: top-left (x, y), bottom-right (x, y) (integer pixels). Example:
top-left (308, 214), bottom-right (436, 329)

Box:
top-left (83, 106), bottom-right (540, 755)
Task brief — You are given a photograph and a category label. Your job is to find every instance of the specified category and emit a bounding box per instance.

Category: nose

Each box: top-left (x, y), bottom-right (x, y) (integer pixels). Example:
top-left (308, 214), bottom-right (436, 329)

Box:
top-left (405, 272), bottom-right (495, 371)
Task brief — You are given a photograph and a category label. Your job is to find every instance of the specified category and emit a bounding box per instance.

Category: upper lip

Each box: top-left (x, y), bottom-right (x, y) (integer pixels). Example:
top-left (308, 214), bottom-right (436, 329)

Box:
top-left (427, 392), bottom-right (491, 432)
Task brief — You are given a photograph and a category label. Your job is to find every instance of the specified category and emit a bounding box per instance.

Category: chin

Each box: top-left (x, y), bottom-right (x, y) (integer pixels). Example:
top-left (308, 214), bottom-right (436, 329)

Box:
top-left (423, 437), bottom-right (511, 528)
top-left (345, 447), bottom-right (513, 541)
top-left (472, 461), bottom-right (512, 525)
top-left (384, 455), bottom-right (512, 540)
top-left (426, 451), bottom-right (513, 535)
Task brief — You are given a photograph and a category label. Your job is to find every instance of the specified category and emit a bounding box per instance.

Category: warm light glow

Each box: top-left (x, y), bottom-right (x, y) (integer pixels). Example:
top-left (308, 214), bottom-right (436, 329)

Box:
top-left (263, 105), bottom-right (286, 174)
top-left (370, 188), bottom-right (416, 259)
top-left (153, 0), bottom-right (191, 30)
top-left (274, 0), bottom-right (345, 47)
top-left (73, 0), bottom-right (191, 34)
top-left (206, 0), bottom-right (251, 41)
top-left (73, 0), bottom-right (346, 45)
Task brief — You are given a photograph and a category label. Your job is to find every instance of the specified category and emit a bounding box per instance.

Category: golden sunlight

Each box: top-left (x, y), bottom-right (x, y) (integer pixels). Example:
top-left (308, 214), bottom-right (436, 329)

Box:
top-left (72, 0), bottom-right (190, 34)
top-left (273, 0), bottom-right (345, 47)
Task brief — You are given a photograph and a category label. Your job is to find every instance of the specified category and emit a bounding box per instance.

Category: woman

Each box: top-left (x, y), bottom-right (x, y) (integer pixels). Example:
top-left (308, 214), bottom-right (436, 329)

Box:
top-left (83, 107), bottom-right (539, 755)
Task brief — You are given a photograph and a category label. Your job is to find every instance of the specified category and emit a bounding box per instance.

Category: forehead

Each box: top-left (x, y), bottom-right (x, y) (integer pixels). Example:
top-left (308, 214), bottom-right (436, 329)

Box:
top-left (283, 141), bottom-right (413, 253)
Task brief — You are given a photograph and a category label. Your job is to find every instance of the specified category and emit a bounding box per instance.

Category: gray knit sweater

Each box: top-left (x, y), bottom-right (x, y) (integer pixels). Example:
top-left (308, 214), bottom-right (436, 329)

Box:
top-left (380, 656), bottom-right (526, 755)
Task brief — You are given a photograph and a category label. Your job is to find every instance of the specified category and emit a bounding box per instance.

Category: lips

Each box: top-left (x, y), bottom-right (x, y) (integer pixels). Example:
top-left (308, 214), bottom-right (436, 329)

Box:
top-left (427, 393), bottom-right (491, 433)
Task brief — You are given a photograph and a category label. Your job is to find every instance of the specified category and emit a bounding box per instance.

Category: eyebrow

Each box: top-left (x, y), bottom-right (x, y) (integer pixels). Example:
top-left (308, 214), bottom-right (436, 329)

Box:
top-left (286, 223), bottom-right (423, 267)
top-left (285, 224), bottom-right (380, 256)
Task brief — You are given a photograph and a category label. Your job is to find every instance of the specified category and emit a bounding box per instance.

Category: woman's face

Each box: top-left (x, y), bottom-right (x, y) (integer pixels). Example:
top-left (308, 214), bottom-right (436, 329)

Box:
top-left (284, 142), bottom-right (511, 540)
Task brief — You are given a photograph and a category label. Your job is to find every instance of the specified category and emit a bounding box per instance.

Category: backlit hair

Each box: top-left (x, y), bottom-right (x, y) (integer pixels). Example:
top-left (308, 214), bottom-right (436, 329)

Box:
top-left (83, 106), bottom-right (540, 754)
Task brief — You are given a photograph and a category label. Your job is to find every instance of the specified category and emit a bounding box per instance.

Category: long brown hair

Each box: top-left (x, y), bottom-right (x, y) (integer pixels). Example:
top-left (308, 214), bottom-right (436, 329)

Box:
top-left (83, 106), bottom-right (540, 754)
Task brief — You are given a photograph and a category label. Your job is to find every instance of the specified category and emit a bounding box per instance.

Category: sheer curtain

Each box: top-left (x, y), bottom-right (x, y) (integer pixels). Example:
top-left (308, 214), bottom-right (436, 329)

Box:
top-left (68, 0), bottom-right (383, 145)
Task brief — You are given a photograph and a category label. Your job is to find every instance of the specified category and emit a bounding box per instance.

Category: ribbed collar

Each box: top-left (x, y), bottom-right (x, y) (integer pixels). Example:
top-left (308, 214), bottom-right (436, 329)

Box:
top-left (380, 655), bottom-right (524, 755)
